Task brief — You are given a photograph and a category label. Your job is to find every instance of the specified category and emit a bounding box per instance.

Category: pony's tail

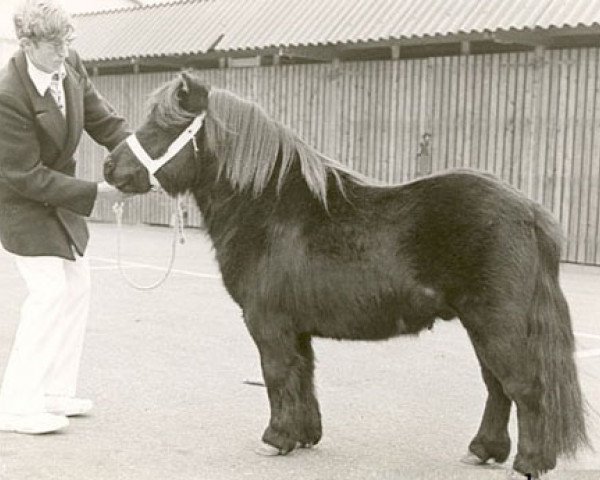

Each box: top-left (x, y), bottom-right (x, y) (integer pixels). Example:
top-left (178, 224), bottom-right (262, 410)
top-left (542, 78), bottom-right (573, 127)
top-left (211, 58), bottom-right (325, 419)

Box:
top-left (528, 205), bottom-right (589, 461)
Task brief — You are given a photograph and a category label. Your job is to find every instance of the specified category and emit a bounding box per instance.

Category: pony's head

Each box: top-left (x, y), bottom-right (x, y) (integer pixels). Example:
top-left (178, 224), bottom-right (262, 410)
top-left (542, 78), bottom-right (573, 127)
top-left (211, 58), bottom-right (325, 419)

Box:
top-left (104, 71), bottom-right (210, 195)
top-left (105, 71), bottom-right (360, 203)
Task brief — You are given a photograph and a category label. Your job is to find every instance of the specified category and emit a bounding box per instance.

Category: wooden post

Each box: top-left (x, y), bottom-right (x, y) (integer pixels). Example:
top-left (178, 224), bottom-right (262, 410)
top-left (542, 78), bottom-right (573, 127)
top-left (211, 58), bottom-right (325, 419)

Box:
top-left (416, 132), bottom-right (432, 176)
top-left (461, 41), bottom-right (470, 56)
top-left (391, 45), bottom-right (401, 60)
top-left (527, 45), bottom-right (546, 201)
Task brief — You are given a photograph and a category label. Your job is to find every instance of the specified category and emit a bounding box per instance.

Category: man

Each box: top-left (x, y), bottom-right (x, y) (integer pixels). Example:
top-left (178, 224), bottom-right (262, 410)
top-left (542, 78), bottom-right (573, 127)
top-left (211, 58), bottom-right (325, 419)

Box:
top-left (0, 0), bottom-right (131, 434)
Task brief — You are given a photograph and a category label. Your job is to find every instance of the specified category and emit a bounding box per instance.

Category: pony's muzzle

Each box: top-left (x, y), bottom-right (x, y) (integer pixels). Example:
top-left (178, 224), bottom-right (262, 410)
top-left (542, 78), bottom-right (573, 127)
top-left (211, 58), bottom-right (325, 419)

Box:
top-left (103, 157), bottom-right (136, 191)
top-left (103, 158), bottom-right (116, 181)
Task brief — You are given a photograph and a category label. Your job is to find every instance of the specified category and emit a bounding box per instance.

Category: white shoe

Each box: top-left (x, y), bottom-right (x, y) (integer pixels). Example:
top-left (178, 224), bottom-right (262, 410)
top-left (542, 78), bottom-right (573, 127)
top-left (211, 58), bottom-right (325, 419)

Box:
top-left (0, 412), bottom-right (69, 434)
top-left (46, 396), bottom-right (93, 417)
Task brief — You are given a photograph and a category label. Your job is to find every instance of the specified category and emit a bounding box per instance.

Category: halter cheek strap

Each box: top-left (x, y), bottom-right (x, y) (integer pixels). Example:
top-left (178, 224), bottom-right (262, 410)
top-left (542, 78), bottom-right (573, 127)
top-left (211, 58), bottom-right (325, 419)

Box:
top-left (125, 113), bottom-right (206, 188)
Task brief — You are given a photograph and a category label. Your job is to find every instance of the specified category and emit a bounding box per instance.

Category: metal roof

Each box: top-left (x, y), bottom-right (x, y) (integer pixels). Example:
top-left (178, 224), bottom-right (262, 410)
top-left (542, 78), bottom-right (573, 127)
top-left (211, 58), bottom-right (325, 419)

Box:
top-left (0, 0), bottom-right (144, 41)
top-left (59, 0), bottom-right (143, 14)
top-left (71, 0), bottom-right (600, 61)
top-left (73, 1), bottom-right (223, 60)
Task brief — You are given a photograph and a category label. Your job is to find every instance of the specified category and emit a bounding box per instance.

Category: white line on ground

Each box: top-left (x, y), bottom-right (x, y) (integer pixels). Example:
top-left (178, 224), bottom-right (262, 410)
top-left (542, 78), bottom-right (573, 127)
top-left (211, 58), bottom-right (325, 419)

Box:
top-left (577, 348), bottom-right (600, 359)
top-left (574, 333), bottom-right (600, 359)
top-left (575, 332), bottom-right (600, 340)
top-left (89, 255), bottom-right (221, 279)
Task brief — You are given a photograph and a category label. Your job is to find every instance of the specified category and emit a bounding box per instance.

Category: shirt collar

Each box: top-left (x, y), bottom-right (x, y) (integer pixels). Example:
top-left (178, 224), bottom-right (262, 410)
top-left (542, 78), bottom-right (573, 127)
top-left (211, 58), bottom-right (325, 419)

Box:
top-left (25, 54), bottom-right (66, 97)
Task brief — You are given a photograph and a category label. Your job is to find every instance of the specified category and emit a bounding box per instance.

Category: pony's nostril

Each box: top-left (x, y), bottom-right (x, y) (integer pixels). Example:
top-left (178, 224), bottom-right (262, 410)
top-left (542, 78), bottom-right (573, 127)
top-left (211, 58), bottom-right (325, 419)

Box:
top-left (103, 159), bottom-right (115, 177)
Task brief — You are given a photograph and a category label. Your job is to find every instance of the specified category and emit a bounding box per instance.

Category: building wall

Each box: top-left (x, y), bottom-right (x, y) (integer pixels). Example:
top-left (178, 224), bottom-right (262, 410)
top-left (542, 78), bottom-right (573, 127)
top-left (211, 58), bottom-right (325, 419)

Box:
top-left (79, 47), bottom-right (600, 265)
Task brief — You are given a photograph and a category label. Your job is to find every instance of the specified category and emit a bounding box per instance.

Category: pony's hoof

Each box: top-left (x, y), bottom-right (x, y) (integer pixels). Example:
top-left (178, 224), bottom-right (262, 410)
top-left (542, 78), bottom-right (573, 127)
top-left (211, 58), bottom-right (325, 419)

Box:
top-left (507, 470), bottom-right (540, 479)
top-left (460, 452), bottom-right (486, 465)
top-left (255, 443), bottom-right (282, 456)
top-left (297, 442), bottom-right (314, 449)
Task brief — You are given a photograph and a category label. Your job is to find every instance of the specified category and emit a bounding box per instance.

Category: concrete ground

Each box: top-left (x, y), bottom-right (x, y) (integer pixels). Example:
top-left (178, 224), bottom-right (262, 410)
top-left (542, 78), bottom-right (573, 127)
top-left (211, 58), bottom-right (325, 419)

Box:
top-left (0, 222), bottom-right (599, 480)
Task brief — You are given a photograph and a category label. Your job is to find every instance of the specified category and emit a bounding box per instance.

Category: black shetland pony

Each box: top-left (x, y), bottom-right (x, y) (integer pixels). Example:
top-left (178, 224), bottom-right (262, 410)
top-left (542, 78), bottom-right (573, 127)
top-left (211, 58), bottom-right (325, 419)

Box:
top-left (104, 72), bottom-right (588, 478)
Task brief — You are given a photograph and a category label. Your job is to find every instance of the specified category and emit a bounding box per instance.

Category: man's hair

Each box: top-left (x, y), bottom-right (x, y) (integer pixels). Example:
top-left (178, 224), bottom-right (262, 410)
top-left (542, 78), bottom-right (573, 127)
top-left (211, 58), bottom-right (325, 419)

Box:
top-left (13, 0), bottom-right (74, 45)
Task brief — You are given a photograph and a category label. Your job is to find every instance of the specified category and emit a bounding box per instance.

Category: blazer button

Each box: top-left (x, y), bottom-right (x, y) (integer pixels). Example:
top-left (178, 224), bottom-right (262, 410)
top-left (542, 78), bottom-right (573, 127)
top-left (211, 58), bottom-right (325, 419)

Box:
top-left (43, 202), bottom-right (49, 207)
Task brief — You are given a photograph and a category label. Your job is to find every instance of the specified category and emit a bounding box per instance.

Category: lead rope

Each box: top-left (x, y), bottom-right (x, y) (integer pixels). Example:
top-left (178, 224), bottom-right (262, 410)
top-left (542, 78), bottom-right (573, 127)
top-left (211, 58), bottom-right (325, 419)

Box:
top-left (112, 195), bottom-right (186, 290)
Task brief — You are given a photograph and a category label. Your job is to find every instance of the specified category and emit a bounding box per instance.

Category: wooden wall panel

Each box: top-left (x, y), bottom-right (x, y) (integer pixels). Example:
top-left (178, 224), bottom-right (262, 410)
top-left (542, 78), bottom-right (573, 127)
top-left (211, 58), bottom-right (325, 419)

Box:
top-left (80, 48), bottom-right (600, 264)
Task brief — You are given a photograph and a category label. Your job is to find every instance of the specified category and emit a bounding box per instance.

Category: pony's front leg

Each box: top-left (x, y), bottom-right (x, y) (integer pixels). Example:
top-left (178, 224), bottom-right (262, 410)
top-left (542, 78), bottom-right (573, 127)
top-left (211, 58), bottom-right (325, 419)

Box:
top-left (244, 310), bottom-right (321, 455)
top-left (293, 333), bottom-right (322, 448)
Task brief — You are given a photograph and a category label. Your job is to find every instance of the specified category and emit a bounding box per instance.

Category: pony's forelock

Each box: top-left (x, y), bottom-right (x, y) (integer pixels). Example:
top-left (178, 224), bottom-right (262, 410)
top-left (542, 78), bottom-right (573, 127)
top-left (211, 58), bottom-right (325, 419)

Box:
top-left (148, 77), bottom-right (196, 130)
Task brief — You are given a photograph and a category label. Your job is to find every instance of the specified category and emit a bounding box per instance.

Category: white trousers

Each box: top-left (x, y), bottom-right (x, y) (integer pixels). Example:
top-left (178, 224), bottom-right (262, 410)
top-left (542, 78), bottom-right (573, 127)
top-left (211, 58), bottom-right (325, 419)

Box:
top-left (0, 253), bottom-right (91, 414)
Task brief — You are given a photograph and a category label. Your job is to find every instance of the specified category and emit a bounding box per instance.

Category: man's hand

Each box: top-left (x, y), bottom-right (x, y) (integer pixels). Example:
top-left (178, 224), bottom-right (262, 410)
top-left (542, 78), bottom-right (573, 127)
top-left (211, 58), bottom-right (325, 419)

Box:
top-left (96, 181), bottom-right (135, 204)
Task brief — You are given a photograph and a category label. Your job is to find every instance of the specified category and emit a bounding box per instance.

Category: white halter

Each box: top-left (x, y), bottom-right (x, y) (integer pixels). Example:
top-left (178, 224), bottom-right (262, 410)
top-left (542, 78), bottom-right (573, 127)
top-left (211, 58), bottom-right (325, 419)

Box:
top-left (125, 113), bottom-right (206, 188)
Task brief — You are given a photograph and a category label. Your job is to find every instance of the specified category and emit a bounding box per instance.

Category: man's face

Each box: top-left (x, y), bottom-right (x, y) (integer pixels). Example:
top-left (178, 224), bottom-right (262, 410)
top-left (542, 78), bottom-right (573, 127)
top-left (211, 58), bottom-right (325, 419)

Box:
top-left (25, 36), bottom-right (71, 73)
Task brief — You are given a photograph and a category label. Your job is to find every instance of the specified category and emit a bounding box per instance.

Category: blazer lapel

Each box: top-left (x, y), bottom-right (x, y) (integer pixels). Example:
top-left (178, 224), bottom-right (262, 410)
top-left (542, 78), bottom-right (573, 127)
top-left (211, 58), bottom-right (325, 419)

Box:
top-left (62, 61), bottom-right (84, 155)
top-left (13, 50), bottom-right (68, 151)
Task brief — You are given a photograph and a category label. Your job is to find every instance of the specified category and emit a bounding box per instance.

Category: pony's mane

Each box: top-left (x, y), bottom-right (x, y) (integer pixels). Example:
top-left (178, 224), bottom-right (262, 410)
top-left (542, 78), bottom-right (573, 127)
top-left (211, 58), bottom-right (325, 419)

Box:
top-left (149, 79), bottom-right (369, 205)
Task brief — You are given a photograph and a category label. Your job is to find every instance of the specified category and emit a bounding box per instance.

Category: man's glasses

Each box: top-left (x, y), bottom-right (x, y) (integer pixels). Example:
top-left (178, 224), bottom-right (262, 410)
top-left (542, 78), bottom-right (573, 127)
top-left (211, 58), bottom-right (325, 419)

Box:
top-left (39, 36), bottom-right (75, 52)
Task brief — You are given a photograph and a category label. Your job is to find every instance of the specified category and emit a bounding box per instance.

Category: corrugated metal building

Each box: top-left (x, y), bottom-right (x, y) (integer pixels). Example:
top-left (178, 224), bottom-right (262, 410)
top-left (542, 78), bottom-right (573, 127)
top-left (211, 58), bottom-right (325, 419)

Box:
top-left (72, 0), bottom-right (600, 66)
top-left (69, 0), bottom-right (600, 265)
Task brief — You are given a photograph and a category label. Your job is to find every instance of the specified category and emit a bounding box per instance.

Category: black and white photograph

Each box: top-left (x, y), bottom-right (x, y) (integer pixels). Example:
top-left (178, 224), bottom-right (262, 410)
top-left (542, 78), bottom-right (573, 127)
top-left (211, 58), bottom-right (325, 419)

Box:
top-left (0, 0), bottom-right (599, 479)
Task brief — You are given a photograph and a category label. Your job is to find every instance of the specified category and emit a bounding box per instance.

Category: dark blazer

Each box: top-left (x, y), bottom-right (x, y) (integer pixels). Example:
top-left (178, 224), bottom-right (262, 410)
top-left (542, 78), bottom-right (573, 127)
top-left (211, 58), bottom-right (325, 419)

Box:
top-left (0, 49), bottom-right (130, 260)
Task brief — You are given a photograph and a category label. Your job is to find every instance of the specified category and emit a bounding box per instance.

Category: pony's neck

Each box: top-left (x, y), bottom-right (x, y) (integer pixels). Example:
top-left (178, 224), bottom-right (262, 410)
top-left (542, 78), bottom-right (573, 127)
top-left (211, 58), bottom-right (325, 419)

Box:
top-left (190, 151), bottom-right (326, 246)
top-left (189, 153), bottom-right (271, 243)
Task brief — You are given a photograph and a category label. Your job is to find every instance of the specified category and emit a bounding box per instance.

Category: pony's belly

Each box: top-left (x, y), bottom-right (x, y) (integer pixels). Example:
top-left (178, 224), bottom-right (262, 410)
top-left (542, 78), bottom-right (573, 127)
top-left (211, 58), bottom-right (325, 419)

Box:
top-left (297, 284), bottom-right (457, 341)
top-left (309, 309), bottom-right (445, 341)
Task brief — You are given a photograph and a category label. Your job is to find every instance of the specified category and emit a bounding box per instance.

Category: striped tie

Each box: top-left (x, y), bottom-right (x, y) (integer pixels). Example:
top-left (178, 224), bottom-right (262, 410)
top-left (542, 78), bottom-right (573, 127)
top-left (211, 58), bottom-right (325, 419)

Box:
top-left (49, 72), bottom-right (65, 116)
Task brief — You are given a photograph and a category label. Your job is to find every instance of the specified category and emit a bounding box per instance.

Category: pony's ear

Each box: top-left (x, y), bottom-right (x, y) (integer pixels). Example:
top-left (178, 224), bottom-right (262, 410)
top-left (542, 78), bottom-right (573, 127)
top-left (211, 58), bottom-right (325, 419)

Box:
top-left (178, 71), bottom-right (209, 114)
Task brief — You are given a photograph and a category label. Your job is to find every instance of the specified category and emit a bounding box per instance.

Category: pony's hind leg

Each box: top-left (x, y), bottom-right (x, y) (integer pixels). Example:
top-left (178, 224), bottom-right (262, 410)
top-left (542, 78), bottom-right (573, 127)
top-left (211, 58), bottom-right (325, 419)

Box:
top-left (244, 310), bottom-right (321, 455)
top-left (465, 326), bottom-right (550, 478)
top-left (463, 343), bottom-right (512, 465)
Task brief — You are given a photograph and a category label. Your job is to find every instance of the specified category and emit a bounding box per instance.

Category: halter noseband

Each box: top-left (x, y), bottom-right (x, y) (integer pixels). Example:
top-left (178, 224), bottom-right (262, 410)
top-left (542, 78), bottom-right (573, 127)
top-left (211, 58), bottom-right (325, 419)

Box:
top-left (125, 113), bottom-right (206, 188)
